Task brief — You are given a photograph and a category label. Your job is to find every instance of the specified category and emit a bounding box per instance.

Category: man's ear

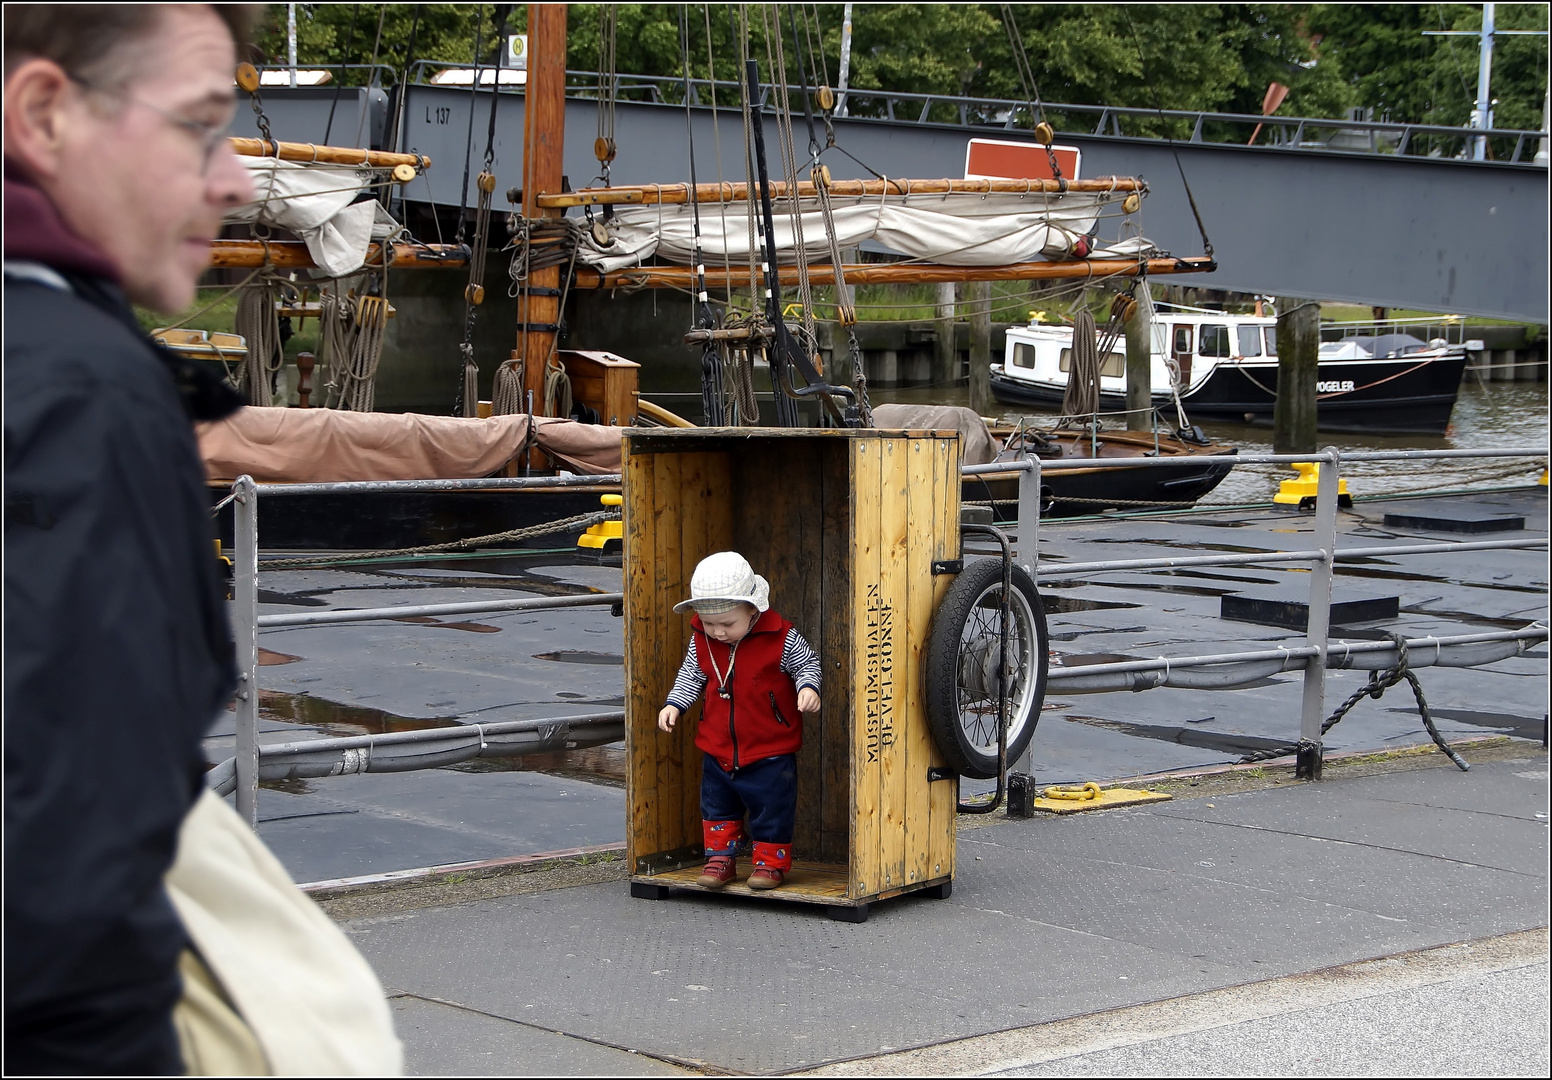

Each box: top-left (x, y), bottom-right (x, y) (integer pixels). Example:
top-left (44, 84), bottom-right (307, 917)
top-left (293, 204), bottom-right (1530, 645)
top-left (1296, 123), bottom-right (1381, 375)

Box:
top-left (3, 58), bottom-right (75, 182)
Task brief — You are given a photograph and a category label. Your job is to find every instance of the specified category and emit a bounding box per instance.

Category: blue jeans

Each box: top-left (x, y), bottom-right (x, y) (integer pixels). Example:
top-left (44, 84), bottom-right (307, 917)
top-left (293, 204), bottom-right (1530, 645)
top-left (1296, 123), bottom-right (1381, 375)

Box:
top-left (700, 753), bottom-right (797, 852)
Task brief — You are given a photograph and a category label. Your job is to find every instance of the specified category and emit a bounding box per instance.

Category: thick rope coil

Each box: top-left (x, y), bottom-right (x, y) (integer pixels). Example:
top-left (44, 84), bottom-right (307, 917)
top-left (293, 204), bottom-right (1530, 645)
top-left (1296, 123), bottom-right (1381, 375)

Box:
top-left (1058, 307), bottom-right (1102, 422)
top-left (543, 356), bottom-right (573, 420)
top-left (233, 276), bottom-right (285, 406)
top-left (491, 358), bottom-right (526, 416)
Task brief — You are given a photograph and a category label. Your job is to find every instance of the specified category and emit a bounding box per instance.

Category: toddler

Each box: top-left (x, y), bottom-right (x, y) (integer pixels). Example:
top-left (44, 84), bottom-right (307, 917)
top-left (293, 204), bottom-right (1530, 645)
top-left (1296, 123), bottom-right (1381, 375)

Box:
top-left (658, 552), bottom-right (821, 890)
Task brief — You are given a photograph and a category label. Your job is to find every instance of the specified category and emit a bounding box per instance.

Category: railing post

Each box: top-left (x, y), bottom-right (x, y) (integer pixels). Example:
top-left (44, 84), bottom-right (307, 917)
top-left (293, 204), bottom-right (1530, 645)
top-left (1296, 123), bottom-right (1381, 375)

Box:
top-left (1298, 449), bottom-right (1340, 780)
top-left (1016, 452), bottom-right (1041, 577)
top-left (232, 475), bottom-right (261, 826)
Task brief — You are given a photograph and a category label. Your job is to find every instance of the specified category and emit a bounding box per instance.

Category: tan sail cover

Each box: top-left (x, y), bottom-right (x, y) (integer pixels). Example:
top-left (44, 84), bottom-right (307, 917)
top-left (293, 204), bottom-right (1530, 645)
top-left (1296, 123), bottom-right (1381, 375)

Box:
top-left (870, 404), bottom-right (998, 465)
top-left (197, 407), bottom-right (623, 484)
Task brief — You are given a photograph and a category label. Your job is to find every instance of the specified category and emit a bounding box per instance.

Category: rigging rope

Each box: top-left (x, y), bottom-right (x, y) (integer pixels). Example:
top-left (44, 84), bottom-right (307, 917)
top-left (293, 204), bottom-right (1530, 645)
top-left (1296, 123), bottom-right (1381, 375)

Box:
top-left (322, 4), bottom-right (361, 146)
top-left (258, 509), bottom-right (621, 571)
top-left (1119, 9), bottom-right (1214, 259)
top-left (234, 275), bottom-right (285, 406)
top-left (595, 5), bottom-right (618, 185)
top-left (1059, 307), bottom-right (1101, 421)
top-left (452, 6), bottom-right (510, 418)
top-left (681, 4), bottom-right (724, 425)
top-left (999, 5), bottom-right (1066, 189)
top-left (1239, 633), bottom-right (1470, 772)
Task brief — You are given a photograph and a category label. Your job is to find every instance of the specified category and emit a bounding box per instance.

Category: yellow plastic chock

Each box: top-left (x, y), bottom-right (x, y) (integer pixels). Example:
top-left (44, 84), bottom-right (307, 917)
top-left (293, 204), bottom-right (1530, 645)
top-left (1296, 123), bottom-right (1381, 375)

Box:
top-left (577, 493), bottom-right (624, 551)
top-left (1273, 461), bottom-right (1352, 508)
top-left (1539, 468), bottom-right (1548, 487)
top-left (1030, 782), bottom-right (1172, 815)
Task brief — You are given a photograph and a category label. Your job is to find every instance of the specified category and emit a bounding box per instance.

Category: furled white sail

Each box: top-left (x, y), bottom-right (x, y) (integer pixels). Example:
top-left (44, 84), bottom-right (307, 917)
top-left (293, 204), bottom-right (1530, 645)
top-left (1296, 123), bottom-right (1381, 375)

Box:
top-left (227, 158), bottom-right (400, 277)
top-left (575, 189), bottom-right (1153, 273)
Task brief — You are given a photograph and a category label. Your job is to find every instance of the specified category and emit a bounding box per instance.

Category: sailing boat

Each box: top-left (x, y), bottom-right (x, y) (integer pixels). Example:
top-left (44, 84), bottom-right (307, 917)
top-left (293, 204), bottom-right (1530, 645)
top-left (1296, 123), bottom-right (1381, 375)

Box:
top-left (198, 4), bottom-right (1227, 542)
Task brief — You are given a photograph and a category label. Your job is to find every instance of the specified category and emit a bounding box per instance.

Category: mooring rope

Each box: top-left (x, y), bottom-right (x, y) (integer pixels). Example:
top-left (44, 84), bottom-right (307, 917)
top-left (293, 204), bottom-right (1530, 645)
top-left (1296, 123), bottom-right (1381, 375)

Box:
top-left (255, 509), bottom-right (621, 571)
top-left (1238, 632), bottom-right (1470, 771)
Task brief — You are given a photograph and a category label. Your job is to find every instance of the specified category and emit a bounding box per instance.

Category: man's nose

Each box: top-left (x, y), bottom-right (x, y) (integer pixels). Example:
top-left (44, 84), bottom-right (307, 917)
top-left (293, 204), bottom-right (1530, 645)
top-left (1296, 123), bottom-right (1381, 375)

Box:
top-left (208, 142), bottom-right (255, 206)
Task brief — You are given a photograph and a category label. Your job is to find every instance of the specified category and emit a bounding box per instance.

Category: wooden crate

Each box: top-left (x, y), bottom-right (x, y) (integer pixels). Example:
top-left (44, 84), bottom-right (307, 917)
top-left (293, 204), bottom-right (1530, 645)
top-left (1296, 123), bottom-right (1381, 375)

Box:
top-left (558, 349), bottom-right (639, 426)
top-left (622, 428), bottom-right (962, 917)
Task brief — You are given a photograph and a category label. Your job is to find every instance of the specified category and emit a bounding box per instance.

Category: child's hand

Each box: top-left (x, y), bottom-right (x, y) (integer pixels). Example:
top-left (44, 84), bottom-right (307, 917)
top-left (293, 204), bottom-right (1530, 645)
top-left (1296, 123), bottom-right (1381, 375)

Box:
top-left (657, 705), bottom-right (680, 732)
top-left (797, 687), bottom-right (821, 714)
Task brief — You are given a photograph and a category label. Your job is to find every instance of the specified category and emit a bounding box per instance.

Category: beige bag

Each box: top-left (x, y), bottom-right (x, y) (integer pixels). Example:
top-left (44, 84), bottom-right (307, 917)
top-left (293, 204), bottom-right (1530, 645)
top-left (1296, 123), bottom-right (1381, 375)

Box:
top-left (165, 790), bottom-right (404, 1076)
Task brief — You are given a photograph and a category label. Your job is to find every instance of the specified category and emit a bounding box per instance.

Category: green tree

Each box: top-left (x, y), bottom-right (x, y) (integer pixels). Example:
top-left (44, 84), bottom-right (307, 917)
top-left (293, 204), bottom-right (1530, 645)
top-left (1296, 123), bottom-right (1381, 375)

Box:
top-left (259, 3), bottom-right (1543, 148)
top-left (1308, 3), bottom-right (1548, 153)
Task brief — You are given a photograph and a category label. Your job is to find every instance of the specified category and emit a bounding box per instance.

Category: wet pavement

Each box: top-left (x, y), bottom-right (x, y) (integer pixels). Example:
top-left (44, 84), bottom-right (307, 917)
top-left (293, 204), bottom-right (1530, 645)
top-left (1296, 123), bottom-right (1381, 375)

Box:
top-left (216, 486), bottom-right (1547, 884)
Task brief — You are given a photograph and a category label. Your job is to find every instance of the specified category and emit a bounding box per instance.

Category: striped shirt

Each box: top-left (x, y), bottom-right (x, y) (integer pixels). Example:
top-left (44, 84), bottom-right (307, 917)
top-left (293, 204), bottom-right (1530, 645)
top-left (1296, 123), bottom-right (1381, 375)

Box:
top-left (664, 628), bottom-right (822, 711)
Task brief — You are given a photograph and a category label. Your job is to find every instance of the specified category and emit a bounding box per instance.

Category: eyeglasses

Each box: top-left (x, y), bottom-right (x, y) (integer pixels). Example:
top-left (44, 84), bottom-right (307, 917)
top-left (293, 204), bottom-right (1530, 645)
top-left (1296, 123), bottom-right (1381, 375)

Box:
top-left (68, 73), bottom-right (234, 175)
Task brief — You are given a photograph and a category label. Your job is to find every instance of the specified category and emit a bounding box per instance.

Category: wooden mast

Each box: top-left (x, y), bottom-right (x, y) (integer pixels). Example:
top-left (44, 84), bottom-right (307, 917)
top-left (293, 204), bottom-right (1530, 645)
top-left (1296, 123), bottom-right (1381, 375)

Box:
top-left (517, 3), bottom-right (568, 418)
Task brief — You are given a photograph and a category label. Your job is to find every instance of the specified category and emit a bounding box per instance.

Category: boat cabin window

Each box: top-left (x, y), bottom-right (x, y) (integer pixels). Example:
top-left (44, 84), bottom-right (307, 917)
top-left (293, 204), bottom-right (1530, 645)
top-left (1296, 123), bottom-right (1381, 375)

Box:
top-left (1059, 348), bottom-right (1125, 378)
top-left (1237, 325), bottom-right (1263, 357)
top-left (1012, 342), bottom-right (1038, 369)
top-left (1199, 324), bottom-right (1232, 358)
top-left (1172, 325), bottom-right (1192, 355)
top-left (1263, 327), bottom-right (1277, 356)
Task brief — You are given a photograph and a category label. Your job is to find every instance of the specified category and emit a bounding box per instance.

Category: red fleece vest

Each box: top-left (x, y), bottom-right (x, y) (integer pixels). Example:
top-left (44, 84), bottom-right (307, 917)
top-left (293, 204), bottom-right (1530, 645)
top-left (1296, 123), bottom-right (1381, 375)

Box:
top-left (691, 608), bottom-right (802, 771)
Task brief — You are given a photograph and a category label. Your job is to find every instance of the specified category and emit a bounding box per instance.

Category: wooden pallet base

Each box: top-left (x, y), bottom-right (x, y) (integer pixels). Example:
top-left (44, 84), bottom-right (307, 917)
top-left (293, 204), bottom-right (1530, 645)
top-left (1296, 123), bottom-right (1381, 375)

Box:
top-left (631, 859), bottom-right (953, 922)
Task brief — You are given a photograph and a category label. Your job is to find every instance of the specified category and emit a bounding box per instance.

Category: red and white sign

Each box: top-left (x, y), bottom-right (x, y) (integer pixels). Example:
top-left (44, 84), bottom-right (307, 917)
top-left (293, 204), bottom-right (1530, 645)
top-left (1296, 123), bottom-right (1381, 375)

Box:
top-left (964, 138), bottom-right (1081, 182)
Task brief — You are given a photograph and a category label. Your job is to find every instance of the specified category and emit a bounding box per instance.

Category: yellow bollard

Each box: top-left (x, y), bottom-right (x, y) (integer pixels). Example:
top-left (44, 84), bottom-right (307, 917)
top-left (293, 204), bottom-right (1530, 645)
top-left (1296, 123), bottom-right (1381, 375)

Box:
top-left (577, 493), bottom-right (624, 551)
top-left (1273, 461), bottom-right (1352, 508)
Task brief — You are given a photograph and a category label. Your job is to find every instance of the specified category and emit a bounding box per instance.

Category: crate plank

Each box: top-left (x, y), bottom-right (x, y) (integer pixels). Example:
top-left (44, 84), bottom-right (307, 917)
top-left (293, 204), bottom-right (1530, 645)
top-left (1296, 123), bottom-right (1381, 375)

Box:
top-left (678, 453), bottom-right (711, 847)
top-left (643, 859), bottom-right (851, 904)
top-left (877, 438), bottom-right (910, 893)
top-left (849, 438), bottom-right (883, 901)
top-left (928, 436), bottom-right (961, 883)
top-left (819, 443), bottom-right (852, 866)
top-left (653, 452), bottom-right (686, 857)
top-left (624, 452), bottom-right (659, 861)
top-left (903, 439), bottom-right (937, 886)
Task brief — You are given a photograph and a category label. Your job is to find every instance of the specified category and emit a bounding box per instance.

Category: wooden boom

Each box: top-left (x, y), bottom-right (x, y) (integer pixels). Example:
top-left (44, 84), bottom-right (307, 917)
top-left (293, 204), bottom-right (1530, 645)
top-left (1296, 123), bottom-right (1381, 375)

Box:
top-left (538, 175), bottom-right (1146, 208)
top-left (574, 255), bottom-right (1215, 290)
top-left (229, 137), bottom-right (430, 171)
top-left (209, 240), bottom-right (468, 269)
top-left (207, 243), bottom-right (1210, 285)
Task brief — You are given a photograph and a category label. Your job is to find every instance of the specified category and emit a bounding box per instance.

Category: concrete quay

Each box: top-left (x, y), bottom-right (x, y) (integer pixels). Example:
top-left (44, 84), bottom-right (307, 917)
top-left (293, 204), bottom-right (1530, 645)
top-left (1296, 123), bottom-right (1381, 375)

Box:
top-left (218, 484), bottom-right (1547, 1073)
top-left (318, 747), bottom-right (1547, 1076)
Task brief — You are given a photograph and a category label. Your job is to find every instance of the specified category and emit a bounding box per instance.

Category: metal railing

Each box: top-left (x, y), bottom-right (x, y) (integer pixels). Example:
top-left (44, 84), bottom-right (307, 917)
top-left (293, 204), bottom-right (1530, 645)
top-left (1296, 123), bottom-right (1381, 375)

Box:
top-left (978, 446), bottom-right (1548, 775)
top-left (392, 64), bottom-right (1548, 164)
top-left (225, 472), bottom-right (625, 825)
top-left (223, 445), bottom-right (1547, 827)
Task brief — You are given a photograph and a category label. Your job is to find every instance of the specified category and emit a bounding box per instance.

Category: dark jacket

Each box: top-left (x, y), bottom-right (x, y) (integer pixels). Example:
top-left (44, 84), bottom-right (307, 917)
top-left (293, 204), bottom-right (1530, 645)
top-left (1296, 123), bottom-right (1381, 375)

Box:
top-left (691, 609), bottom-right (804, 770)
top-left (3, 172), bottom-right (242, 1074)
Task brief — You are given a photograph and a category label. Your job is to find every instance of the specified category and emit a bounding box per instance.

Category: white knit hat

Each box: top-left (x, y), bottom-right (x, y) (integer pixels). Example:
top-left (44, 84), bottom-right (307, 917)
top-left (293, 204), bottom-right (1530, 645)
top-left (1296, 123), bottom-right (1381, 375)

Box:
top-left (673, 551), bottom-right (770, 615)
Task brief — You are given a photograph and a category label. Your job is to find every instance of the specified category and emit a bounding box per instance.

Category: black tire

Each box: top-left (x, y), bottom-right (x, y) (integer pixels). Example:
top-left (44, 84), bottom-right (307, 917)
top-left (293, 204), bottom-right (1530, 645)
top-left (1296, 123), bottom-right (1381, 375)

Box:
top-left (924, 559), bottom-right (1048, 780)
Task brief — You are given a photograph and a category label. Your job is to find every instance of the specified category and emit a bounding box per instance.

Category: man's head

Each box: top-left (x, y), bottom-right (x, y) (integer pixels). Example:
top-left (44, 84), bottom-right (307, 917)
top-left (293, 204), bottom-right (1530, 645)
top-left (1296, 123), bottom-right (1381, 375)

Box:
top-left (4, 5), bottom-right (256, 312)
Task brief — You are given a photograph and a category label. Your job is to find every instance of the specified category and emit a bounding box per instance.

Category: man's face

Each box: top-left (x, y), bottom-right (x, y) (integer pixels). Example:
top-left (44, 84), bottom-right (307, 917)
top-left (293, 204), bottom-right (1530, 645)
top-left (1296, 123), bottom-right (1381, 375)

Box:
top-left (34, 6), bottom-right (254, 312)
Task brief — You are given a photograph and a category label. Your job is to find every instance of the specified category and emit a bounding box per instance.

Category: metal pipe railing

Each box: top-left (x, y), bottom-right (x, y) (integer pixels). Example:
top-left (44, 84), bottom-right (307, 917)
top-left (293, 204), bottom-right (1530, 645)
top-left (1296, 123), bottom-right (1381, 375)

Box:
top-left (1005, 444), bottom-right (1548, 779)
top-left (257, 592), bottom-right (622, 629)
top-left (229, 471), bottom-right (624, 824)
top-left (226, 443), bottom-right (1547, 822)
top-left (207, 711), bottom-right (625, 796)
